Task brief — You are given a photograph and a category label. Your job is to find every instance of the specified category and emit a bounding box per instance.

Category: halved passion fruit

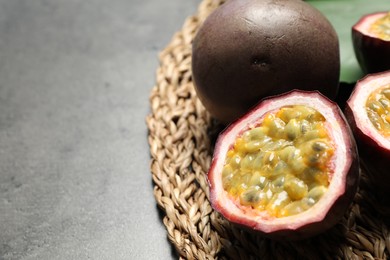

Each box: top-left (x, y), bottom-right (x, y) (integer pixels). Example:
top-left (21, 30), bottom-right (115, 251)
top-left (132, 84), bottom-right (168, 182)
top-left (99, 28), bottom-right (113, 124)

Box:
top-left (208, 91), bottom-right (359, 240)
top-left (352, 12), bottom-right (390, 73)
top-left (345, 71), bottom-right (390, 193)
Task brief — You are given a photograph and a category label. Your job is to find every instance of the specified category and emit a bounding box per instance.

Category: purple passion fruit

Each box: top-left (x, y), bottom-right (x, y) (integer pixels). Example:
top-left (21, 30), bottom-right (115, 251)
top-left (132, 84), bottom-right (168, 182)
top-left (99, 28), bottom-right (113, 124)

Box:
top-left (208, 91), bottom-right (359, 240)
top-left (345, 71), bottom-right (390, 193)
top-left (352, 12), bottom-right (390, 74)
top-left (192, 0), bottom-right (340, 124)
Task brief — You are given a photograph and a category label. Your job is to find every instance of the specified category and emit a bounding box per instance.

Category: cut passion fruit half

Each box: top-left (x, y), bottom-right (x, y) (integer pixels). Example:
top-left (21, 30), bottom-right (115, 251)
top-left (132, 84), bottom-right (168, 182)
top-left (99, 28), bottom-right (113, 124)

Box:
top-left (346, 71), bottom-right (390, 193)
top-left (208, 91), bottom-right (359, 240)
top-left (352, 12), bottom-right (390, 73)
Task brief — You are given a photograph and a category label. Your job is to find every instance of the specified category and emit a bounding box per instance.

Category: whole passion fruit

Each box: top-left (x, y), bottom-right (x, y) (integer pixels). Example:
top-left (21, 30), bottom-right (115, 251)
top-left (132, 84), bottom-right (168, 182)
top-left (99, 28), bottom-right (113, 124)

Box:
top-left (352, 12), bottom-right (390, 74)
top-left (345, 71), bottom-right (390, 193)
top-left (192, 0), bottom-right (340, 124)
top-left (208, 90), bottom-right (359, 240)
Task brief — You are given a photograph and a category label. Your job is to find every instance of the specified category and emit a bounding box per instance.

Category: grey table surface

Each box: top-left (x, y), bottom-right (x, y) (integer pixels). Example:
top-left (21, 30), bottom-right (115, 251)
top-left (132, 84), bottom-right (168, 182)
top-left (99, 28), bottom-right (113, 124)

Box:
top-left (0, 0), bottom-right (200, 259)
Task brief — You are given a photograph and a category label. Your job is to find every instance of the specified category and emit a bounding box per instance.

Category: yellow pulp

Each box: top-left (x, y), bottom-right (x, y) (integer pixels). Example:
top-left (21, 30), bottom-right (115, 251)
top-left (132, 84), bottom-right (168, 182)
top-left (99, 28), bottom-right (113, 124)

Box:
top-left (370, 12), bottom-right (390, 41)
top-left (366, 85), bottom-right (390, 135)
top-left (222, 105), bottom-right (334, 218)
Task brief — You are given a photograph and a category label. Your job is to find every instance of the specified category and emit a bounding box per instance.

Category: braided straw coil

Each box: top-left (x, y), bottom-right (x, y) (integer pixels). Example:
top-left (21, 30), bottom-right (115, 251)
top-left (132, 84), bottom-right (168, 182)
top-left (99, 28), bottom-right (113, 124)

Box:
top-left (146, 0), bottom-right (390, 258)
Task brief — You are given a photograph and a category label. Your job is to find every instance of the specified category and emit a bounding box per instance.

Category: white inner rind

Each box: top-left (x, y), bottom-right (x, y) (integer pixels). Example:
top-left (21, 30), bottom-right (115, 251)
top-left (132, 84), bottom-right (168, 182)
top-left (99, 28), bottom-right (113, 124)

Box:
top-left (348, 72), bottom-right (390, 148)
top-left (354, 12), bottom-right (389, 40)
top-left (209, 91), bottom-right (351, 233)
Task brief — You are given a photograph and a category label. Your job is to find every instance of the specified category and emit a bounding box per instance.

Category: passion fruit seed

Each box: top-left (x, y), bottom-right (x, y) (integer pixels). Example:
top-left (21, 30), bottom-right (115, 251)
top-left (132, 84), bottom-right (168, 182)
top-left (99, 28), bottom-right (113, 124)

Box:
top-left (222, 105), bottom-right (334, 218)
top-left (366, 85), bottom-right (390, 135)
top-left (369, 12), bottom-right (390, 41)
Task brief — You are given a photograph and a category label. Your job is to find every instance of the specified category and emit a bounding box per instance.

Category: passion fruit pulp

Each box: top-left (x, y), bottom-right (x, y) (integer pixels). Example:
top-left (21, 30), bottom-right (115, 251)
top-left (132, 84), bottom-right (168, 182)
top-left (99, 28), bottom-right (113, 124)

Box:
top-left (192, 0), bottom-right (340, 124)
top-left (352, 12), bottom-right (390, 74)
top-left (345, 71), bottom-right (390, 193)
top-left (208, 91), bottom-right (359, 240)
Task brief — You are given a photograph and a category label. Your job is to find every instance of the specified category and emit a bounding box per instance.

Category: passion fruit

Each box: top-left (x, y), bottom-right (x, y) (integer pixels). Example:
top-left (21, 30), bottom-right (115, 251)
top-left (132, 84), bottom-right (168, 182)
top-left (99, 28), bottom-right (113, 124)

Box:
top-left (352, 12), bottom-right (390, 74)
top-left (208, 91), bottom-right (359, 240)
top-left (192, 0), bottom-right (340, 124)
top-left (345, 71), bottom-right (390, 193)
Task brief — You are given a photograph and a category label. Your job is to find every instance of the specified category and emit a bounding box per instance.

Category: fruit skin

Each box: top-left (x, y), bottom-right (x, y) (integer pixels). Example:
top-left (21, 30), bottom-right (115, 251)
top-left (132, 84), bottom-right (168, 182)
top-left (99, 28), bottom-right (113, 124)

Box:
top-left (352, 12), bottom-right (390, 74)
top-left (345, 71), bottom-right (390, 193)
top-left (192, 0), bottom-right (340, 124)
top-left (208, 90), bottom-right (359, 240)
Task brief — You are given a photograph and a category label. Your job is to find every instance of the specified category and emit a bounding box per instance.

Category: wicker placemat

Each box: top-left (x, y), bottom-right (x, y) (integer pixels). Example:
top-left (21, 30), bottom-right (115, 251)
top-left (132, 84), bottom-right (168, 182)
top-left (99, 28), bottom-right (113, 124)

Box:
top-left (146, 0), bottom-right (390, 259)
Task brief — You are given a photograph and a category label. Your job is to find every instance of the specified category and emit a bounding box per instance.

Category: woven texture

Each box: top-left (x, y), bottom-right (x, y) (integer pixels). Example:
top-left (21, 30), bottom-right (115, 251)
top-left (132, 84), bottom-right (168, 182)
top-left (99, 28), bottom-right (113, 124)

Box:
top-left (146, 0), bottom-right (390, 259)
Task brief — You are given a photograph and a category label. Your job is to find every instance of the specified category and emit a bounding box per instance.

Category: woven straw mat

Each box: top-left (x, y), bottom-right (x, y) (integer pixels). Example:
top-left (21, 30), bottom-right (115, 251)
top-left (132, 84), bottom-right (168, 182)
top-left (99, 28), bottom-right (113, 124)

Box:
top-left (146, 0), bottom-right (390, 259)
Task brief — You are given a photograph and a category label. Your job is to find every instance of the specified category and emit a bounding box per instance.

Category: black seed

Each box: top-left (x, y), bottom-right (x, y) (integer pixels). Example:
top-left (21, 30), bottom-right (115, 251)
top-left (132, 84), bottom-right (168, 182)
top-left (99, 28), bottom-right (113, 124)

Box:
top-left (312, 141), bottom-right (327, 152)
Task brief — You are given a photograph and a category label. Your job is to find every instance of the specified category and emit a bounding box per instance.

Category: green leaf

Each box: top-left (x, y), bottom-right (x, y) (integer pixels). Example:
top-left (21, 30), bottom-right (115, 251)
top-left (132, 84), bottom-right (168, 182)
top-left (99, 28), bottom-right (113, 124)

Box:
top-left (306, 0), bottom-right (389, 83)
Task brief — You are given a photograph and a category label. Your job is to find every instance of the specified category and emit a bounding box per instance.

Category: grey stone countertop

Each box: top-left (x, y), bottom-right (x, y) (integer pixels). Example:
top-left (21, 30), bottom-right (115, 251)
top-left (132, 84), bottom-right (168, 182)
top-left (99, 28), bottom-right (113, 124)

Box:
top-left (0, 0), bottom-right (200, 259)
